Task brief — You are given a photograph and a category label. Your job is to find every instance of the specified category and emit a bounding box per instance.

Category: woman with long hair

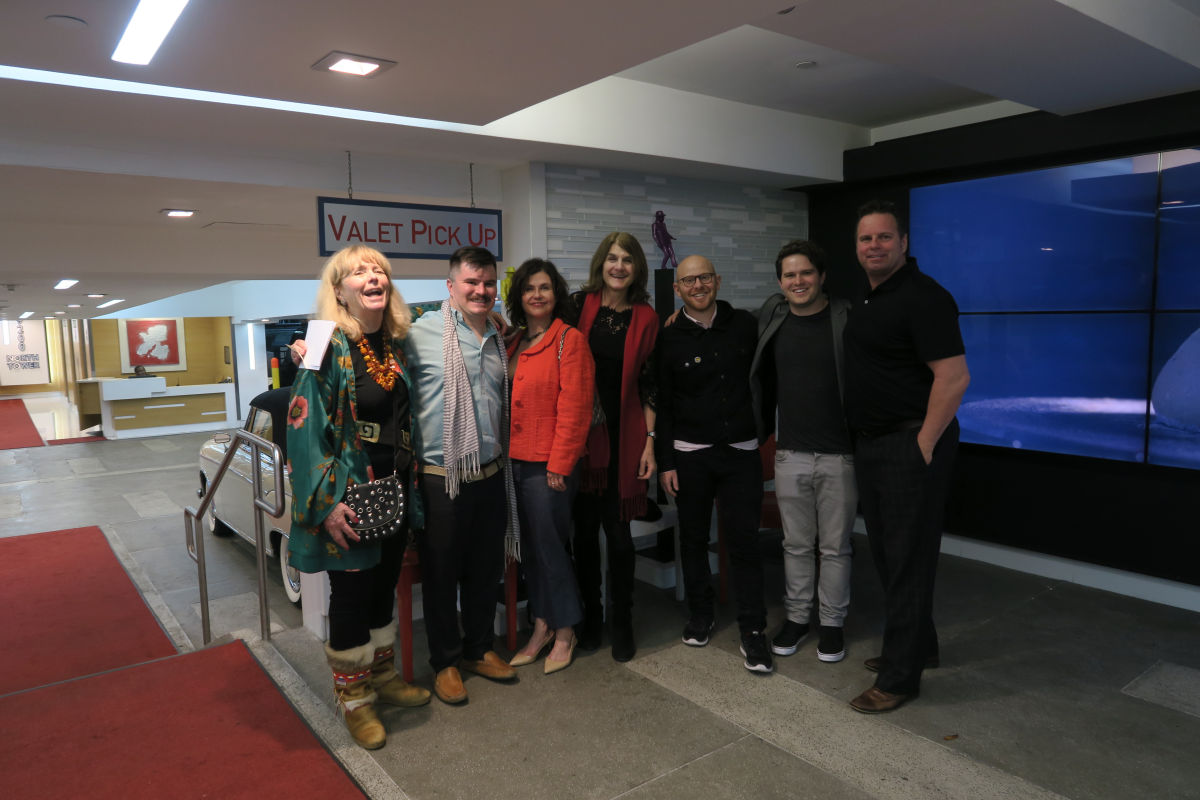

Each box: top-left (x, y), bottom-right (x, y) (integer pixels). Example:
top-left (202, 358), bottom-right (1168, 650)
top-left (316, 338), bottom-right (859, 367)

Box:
top-left (565, 232), bottom-right (658, 662)
top-left (504, 258), bottom-right (595, 673)
top-left (286, 245), bottom-right (429, 750)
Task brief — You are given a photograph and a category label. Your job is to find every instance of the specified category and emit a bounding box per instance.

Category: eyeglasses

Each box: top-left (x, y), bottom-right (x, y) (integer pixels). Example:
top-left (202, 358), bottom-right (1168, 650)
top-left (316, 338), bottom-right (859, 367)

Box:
top-left (677, 273), bottom-right (716, 288)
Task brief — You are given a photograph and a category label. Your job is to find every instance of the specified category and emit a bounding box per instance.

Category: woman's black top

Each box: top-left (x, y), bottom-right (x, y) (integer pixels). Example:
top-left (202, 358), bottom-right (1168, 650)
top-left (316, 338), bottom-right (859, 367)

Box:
top-left (348, 329), bottom-right (410, 479)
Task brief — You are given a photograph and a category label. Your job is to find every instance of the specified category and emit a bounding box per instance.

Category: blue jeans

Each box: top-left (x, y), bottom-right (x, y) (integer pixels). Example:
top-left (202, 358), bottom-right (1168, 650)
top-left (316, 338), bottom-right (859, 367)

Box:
top-left (513, 460), bottom-right (583, 629)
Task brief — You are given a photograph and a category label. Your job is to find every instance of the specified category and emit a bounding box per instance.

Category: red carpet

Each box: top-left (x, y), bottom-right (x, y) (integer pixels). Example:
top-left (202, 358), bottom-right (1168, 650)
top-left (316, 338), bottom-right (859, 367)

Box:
top-left (48, 434), bottom-right (105, 445)
top-left (0, 641), bottom-right (366, 799)
top-left (0, 526), bottom-right (177, 695)
top-left (0, 397), bottom-right (44, 449)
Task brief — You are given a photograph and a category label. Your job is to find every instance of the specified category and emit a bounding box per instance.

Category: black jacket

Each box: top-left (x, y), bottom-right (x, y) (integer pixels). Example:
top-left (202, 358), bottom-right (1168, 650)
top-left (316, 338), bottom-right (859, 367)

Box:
top-left (654, 300), bottom-right (758, 472)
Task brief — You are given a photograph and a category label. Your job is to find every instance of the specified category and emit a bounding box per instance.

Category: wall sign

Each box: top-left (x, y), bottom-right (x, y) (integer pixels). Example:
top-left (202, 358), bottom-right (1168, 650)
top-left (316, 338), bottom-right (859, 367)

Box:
top-left (118, 317), bottom-right (188, 373)
top-left (0, 320), bottom-right (50, 386)
top-left (317, 196), bottom-right (502, 260)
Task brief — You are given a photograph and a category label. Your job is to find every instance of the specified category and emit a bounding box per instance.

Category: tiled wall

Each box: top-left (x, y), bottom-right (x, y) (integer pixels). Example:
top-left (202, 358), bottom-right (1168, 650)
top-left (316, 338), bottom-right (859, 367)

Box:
top-left (544, 164), bottom-right (807, 308)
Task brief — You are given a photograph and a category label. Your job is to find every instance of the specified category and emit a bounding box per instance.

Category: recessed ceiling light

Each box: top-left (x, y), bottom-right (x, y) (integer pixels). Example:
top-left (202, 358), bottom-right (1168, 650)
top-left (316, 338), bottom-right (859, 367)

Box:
top-left (777, 6), bottom-right (796, 14)
top-left (96, 298), bottom-right (125, 309)
top-left (161, 208), bottom-right (195, 217)
top-left (793, 60), bottom-right (818, 69)
top-left (87, 293), bottom-right (106, 298)
top-left (68, 304), bottom-right (81, 308)
top-left (54, 311), bottom-right (66, 315)
top-left (54, 279), bottom-right (79, 290)
top-left (312, 51), bottom-right (396, 78)
top-left (112, 0), bottom-right (190, 66)
top-left (19, 311), bottom-right (34, 319)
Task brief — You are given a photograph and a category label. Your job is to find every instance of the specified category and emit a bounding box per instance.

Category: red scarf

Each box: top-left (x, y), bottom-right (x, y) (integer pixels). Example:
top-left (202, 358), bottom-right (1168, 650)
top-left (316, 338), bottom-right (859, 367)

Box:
top-left (577, 291), bottom-right (658, 521)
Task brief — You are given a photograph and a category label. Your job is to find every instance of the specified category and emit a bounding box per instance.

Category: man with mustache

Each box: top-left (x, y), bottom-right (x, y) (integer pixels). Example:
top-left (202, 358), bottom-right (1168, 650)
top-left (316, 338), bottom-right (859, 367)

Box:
top-left (405, 245), bottom-right (519, 704)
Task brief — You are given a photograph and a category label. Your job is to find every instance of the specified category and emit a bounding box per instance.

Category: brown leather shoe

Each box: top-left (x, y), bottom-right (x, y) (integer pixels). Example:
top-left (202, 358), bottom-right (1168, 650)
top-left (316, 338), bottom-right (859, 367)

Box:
top-left (434, 667), bottom-right (468, 704)
top-left (849, 686), bottom-right (915, 714)
top-left (460, 651), bottom-right (517, 682)
top-left (864, 655), bottom-right (940, 673)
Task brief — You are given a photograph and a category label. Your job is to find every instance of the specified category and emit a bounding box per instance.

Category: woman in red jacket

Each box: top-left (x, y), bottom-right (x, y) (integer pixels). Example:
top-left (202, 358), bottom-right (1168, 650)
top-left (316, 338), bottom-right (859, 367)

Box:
top-left (505, 258), bottom-right (596, 673)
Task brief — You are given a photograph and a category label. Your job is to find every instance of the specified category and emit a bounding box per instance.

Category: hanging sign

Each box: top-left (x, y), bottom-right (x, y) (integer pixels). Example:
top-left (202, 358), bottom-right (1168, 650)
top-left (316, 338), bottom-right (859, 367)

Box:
top-left (0, 319), bottom-right (51, 386)
top-left (317, 197), bottom-right (502, 260)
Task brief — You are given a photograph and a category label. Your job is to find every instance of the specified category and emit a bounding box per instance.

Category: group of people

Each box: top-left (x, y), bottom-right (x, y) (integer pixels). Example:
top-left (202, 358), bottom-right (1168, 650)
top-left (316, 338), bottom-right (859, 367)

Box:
top-left (284, 198), bottom-right (969, 750)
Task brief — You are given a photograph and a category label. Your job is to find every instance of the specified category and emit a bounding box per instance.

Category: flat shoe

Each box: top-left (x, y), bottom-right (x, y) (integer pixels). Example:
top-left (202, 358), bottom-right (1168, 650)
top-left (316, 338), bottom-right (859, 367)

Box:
top-left (434, 667), bottom-right (467, 705)
top-left (849, 686), bottom-right (915, 714)
top-left (544, 635), bottom-right (577, 675)
top-left (510, 634), bottom-right (554, 667)
top-left (461, 651), bottom-right (518, 682)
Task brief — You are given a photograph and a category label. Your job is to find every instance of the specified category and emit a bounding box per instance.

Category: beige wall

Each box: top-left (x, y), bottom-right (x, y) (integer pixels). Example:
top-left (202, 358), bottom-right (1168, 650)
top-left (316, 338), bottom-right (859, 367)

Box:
top-left (89, 317), bottom-right (234, 386)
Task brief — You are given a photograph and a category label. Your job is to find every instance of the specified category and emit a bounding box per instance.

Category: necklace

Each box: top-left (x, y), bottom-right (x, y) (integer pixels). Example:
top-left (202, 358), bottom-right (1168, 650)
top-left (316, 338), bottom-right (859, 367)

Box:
top-left (357, 335), bottom-right (400, 391)
top-left (525, 326), bottom-right (548, 341)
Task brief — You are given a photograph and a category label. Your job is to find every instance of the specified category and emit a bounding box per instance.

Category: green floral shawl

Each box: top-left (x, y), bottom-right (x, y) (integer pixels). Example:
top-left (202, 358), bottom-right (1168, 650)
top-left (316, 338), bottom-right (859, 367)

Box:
top-left (285, 329), bottom-right (423, 573)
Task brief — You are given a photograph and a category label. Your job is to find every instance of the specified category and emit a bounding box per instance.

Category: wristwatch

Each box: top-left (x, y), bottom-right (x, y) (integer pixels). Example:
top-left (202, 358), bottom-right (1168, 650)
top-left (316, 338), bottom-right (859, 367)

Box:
top-left (647, 431), bottom-right (656, 439)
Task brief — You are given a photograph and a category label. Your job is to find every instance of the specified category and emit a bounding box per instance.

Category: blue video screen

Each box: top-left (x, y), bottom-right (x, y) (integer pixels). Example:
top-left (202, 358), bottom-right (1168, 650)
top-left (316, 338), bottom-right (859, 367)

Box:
top-left (911, 149), bottom-right (1200, 470)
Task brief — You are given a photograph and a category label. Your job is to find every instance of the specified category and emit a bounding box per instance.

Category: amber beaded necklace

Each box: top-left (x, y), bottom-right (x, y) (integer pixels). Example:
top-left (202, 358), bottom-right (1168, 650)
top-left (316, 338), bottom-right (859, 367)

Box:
top-left (357, 335), bottom-right (400, 391)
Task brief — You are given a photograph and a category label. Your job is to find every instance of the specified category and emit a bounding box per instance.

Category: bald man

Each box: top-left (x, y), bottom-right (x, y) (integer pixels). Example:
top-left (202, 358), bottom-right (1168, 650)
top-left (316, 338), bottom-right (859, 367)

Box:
top-left (655, 255), bottom-right (772, 673)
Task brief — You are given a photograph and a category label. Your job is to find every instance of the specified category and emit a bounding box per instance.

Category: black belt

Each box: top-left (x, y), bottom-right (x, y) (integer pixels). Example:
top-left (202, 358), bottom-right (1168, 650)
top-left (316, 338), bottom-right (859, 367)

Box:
top-left (855, 419), bottom-right (923, 439)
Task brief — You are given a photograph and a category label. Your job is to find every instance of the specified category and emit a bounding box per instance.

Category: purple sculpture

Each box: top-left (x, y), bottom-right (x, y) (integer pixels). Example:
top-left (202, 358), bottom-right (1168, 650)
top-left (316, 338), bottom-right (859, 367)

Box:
top-left (651, 210), bottom-right (678, 270)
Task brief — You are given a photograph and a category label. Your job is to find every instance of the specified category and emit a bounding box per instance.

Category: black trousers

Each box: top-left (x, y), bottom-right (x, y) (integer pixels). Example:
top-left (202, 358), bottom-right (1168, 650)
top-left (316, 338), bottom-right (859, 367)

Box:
top-left (855, 419), bottom-right (958, 695)
top-left (572, 457), bottom-right (636, 625)
top-left (327, 532), bottom-right (406, 651)
top-left (673, 445), bottom-right (766, 633)
top-left (416, 470), bottom-right (507, 672)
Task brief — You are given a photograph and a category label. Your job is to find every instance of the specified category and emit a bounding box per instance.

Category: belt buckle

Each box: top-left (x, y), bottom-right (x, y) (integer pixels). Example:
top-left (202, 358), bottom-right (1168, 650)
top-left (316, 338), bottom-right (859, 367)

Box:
top-left (357, 421), bottom-right (381, 443)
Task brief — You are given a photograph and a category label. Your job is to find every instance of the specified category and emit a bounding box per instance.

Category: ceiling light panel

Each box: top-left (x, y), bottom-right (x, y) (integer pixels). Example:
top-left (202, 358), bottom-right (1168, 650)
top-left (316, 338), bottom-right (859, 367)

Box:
top-left (54, 279), bottom-right (79, 290)
top-left (112, 0), bottom-right (190, 66)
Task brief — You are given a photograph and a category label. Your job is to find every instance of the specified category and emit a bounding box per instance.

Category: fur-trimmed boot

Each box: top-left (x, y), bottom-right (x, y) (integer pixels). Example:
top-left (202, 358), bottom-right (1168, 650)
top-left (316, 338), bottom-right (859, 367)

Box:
top-left (369, 626), bottom-right (432, 707)
top-left (326, 642), bottom-right (386, 750)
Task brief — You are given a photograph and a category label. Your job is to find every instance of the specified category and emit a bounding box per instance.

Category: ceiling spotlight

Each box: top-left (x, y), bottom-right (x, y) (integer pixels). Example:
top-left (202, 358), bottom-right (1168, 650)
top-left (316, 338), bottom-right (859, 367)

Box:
top-left (312, 51), bottom-right (396, 78)
top-left (161, 208), bottom-right (195, 217)
top-left (54, 279), bottom-right (79, 290)
top-left (96, 298), bottom-right (125, 309)
top-left (794, 60), bottom-right (818, 69)
top-left (112, 0), bottom-right (190, 66)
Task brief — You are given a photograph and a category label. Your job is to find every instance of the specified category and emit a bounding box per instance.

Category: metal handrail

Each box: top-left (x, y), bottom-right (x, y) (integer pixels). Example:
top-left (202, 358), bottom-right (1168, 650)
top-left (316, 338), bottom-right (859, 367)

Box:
top-left (184, 429), bottom-right (284, 645)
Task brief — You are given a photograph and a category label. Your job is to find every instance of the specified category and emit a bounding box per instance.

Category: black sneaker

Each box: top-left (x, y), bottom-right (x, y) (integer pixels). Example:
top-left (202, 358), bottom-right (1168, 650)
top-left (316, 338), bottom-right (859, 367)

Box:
top-left (816, 625), bottom-right (845, 663)
top-left (682, 617), bottom-right (714, 647)
top-left (771, 620), bottom-right (810, 656)
top-left (740, 631), bottom-right (774, 673)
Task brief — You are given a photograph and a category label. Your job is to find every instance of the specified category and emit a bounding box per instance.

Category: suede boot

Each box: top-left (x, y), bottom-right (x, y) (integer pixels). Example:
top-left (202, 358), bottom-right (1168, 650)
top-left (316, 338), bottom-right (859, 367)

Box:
top-left (369, 626), bottom-right (431, 707)
top-left (326, 642), bottom-right (386, 750)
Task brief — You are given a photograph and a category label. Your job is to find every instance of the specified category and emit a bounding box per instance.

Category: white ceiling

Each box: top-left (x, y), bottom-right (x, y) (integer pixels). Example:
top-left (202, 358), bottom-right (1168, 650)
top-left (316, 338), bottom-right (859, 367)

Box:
top-left (2, 0), bottom-right (1199, 320)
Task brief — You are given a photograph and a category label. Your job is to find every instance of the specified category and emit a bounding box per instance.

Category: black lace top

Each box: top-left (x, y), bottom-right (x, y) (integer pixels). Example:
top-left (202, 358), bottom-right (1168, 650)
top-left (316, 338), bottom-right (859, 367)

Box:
top-left (564, 291), bottom-right (656, 430)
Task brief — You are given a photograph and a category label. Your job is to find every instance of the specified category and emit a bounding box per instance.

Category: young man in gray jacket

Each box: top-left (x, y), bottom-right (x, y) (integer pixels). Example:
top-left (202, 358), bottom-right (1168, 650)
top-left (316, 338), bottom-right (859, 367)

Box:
top-left (749, 240), bottom-right (856, 664)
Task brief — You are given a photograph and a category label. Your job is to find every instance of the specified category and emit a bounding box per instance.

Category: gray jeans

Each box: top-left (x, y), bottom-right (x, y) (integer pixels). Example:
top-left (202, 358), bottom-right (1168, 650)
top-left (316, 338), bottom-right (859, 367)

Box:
top-left (774, 450), bottom-right (856, 627)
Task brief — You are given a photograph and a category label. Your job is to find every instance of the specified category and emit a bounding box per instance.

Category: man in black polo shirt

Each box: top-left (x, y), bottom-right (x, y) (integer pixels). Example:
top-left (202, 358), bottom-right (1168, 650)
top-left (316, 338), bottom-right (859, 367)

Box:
top-left (656, 255), bottom-right (772, 673)
top-left (844, 200), bottom-right (970, 714)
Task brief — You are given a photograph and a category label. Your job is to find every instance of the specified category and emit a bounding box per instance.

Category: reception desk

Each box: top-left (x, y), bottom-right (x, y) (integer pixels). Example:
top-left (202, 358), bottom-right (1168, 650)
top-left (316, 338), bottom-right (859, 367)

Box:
top-left (77, 378), bottom-right (237, 440)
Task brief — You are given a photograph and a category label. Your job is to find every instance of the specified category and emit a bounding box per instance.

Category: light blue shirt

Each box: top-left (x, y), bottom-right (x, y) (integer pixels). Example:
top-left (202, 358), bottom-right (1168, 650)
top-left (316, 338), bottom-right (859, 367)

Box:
top-left (404, 304), bottom-right (505, 467)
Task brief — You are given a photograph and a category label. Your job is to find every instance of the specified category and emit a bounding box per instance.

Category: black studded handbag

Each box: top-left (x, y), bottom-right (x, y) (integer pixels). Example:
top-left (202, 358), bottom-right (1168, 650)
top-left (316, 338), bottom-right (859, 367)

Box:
top-left (343, 472), bottom-right (406, 544)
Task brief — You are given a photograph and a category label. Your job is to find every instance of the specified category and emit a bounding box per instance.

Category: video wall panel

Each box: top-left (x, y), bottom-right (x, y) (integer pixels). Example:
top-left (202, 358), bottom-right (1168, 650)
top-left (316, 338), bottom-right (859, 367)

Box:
top-left (910, 149), bottom-right (1200, 470)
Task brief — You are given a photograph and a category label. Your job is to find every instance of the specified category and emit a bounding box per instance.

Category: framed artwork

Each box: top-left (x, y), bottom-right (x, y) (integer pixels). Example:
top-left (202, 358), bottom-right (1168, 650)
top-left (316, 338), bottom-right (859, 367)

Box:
top-left (118, 317), bottom-right (188, 373)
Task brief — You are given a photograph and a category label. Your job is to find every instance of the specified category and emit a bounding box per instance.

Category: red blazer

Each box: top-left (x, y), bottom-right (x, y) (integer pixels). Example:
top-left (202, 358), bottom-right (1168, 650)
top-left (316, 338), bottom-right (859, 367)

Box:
top-left (507, 317), bottom-right (595, 476)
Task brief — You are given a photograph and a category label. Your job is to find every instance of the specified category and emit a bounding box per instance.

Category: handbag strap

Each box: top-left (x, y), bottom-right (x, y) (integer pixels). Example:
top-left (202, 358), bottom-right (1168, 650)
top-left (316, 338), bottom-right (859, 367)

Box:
top-left (557, 326), bottom-right (569, 360)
